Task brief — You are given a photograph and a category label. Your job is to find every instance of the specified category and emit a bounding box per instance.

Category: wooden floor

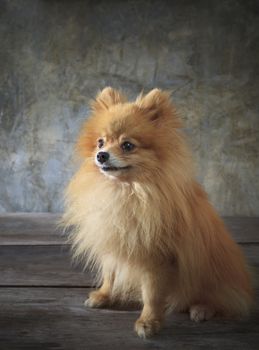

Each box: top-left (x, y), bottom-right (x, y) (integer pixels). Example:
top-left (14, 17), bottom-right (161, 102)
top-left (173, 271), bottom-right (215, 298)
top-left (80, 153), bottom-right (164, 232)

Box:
top-left (0, 214), bottom-right (258, 350)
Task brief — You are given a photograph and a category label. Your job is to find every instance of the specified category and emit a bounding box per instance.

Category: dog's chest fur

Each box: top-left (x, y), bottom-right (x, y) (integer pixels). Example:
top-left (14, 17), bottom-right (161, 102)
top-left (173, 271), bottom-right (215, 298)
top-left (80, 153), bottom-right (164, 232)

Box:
top-left (67, 179), bottom-right (169, 262)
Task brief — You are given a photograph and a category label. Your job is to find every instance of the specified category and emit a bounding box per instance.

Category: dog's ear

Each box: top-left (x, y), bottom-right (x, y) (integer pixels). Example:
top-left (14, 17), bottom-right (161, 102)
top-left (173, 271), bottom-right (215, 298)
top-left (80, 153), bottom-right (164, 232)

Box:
top-left (91, 87), bottom-right (126, 112)
top-left (136, 88), bottom-right (172, 121)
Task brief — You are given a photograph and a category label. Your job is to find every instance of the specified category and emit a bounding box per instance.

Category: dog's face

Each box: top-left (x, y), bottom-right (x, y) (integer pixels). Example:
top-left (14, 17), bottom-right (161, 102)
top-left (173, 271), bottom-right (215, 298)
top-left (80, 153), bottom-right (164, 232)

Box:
top-left (77, 87), bottom-right (181, 181)
top-left (92, 102), bottom-right (160, 181)
top-left (94, 131), bottom-right (141, 178)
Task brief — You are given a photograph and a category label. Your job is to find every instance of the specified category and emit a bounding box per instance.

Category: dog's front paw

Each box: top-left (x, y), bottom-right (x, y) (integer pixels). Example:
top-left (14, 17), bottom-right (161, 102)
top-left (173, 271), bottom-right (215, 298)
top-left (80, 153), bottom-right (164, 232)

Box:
top-left (134, 317), bottom-right (162, 338)
top-left (84, 290), bottom-right (110, 308)
top-left (189, 304), bottom-right (215, 322)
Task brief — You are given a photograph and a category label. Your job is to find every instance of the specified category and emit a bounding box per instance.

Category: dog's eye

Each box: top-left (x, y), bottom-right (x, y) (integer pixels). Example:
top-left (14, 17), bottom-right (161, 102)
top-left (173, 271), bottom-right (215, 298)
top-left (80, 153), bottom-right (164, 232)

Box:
top-left (121, 141), bottom-right (135, 152)
top-left (97, 139), bottom-right (104, 148)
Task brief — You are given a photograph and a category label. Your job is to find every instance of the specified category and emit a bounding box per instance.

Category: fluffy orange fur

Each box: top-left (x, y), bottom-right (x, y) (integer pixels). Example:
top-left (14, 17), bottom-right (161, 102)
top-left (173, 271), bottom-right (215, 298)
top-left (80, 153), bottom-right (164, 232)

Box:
top-left (63, 87), bottom-right (253, 338)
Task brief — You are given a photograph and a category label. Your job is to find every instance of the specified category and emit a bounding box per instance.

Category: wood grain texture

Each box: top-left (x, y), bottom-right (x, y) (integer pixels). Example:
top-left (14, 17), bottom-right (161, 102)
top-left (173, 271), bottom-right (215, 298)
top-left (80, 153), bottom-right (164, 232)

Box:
top-left (0, 287), bottom-right (258, 350)
top-left (0, 215), bottom-right (259, 349)
top-left (0, 213), bottom-right (65, 245)
top-left (0, 214), bottom-right (258, 245)
top-left (0, 244), bottom-right (258, 287)
top-left (0, 245), bottom-right (92, 287)
top-left (224, 217), bottom-right (259, 243)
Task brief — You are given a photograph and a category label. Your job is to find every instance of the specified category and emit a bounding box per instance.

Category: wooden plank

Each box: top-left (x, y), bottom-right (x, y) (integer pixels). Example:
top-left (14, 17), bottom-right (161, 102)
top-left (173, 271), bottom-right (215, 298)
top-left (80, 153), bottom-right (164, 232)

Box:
top-left (223, 217), bottom-right (259, 243)
top-left (0, 213), bottom-right (65, 245)
top-left (0, 287), bottom-right (258, 350)
top-left (0, 214), bottom-right (257, 245)
top-left (0, 244), bottom-right (258, 287)
top-left (0, 214), bottom-right (258, 245)
top-left (0, 245), bottom-right (93, 287)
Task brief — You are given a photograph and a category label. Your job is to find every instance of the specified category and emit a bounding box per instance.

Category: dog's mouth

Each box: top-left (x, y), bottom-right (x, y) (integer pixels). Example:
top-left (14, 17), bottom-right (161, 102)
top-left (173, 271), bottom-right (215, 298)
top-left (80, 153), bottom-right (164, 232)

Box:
top-left (101, 165), bottom-right (131, 172)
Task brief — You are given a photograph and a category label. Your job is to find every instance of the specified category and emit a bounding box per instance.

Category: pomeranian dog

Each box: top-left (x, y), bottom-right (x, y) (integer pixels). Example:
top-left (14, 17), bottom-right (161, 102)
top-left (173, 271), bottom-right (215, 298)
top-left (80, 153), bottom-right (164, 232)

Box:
top-left (63, 87), bottom-right (253, 338)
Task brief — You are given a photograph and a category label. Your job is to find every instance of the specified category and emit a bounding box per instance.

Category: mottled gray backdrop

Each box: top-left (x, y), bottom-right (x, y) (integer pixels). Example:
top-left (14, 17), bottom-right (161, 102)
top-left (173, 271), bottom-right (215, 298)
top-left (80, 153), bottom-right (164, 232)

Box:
top-left (0, 0), bottom-right (258, 215)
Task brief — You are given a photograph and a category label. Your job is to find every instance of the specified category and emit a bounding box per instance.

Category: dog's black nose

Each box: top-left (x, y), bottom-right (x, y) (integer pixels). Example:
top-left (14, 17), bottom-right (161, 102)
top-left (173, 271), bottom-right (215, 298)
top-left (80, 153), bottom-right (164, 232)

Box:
top-left (97, 151), bottom-right (109, 164)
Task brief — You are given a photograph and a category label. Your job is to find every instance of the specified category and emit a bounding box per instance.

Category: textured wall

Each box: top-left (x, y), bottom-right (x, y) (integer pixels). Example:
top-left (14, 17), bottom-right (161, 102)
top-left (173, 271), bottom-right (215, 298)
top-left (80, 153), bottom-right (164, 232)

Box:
top-left (0, 0), bottom-right (258, 215)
